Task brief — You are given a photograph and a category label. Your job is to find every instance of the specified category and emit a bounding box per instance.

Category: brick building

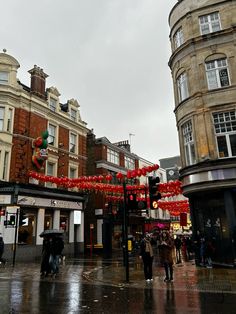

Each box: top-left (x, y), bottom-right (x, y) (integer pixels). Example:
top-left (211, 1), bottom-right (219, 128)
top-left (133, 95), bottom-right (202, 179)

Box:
top-left (0, 51), bottom-right (89, 261)
top-left (86, 132), bottom-right (167, 254)
top-left (169, 0), bottom-right (236, 265)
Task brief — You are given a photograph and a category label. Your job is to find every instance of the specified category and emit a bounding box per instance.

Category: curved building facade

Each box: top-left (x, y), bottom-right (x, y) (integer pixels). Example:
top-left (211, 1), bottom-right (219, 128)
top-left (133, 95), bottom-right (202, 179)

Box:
top-left (169, 0), bottom-right (236, 265)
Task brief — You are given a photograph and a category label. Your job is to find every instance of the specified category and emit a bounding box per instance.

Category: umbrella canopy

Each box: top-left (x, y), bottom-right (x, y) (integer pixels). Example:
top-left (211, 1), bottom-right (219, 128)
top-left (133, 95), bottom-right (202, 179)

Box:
top-left (39, 229), bottom-right (64, 238)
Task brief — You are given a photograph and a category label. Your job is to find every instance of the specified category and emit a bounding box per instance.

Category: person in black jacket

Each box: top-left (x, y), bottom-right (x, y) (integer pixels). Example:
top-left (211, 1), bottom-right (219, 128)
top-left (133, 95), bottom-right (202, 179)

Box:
top-left (49, 235), bottom-right (64, 276)
top-left (139, 233), bottom-right (154, 282)
top-left (0, 234), bottom-right (6, 265)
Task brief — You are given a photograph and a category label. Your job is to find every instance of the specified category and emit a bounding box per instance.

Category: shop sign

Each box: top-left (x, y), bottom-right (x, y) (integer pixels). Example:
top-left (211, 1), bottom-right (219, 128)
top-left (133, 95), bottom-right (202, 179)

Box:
top-left (17, 195), bottom-right (82, 210)
top-left (0, 195), bottom-right (11, 205)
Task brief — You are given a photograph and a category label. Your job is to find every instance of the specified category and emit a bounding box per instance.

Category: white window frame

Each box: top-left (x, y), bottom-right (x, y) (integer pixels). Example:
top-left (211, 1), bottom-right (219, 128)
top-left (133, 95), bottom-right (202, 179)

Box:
top-left (69, 166), bottom-right (77, 179)
top-left (1, 150), bottom-right (10, 180)
top-left (48, 123), bottom-right (57, 146)
top-left (199, 12), bottom-right (221, 35)
top-left (174, 27), bottom-right (184, 49)
top-left (177, 72), bottom-right (189, 102)
top-left (205, 58), bottom-right (230, 90)
top-left (107, 148), bottom-right (120, 165)
top-left (49, 98), bottom-right (57, 112)
top-left (182, 120), bottom-right (196, 166)
top-left (7, 108), bottom-right (13, 132)
top-left (213, 111), bottom-right (236, 158)
top-left (0, 106), bottom-right (14, 132)
top-left (0, 71), bottom-right (9, 84)
top-left (70, 108), bottom-right (77, 122)
top-left (124, 156), bottom-right (135, 170)
top-left (69, 133), bottom-right (77, 153)
top-left (0, 107), bottom-right (4, 131)
top-left (46, 160), bottom-right (57, 188)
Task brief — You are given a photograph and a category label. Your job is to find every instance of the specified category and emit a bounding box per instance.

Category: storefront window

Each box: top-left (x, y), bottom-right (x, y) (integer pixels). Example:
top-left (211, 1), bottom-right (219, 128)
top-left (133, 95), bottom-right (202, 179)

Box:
top-left (18, 209), bottom-right (36, 245)
top-left (60, 211), bottom-right (69, 242)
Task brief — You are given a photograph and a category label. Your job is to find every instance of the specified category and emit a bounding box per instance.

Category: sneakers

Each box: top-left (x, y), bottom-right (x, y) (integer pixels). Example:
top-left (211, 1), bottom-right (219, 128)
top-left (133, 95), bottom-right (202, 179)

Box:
top-left (146, 279), bottom-right (151, 282)
top-left (164, 278), bottom-right (169, 282)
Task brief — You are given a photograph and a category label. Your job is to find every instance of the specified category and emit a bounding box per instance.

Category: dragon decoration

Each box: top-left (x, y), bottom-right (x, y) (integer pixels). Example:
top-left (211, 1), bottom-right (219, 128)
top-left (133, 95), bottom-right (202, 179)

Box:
top-left (32, 130), bottom-right (49, 170)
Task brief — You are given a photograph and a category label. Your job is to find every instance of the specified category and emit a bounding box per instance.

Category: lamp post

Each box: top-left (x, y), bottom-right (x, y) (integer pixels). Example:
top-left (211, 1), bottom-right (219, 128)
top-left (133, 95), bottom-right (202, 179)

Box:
top-left (122, 180), bottom-right (129, 283)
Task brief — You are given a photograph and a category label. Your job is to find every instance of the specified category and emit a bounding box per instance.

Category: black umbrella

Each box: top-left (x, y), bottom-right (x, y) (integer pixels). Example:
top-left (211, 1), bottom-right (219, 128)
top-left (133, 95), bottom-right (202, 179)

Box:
top-left (39, 229), bottom-right (64, 238)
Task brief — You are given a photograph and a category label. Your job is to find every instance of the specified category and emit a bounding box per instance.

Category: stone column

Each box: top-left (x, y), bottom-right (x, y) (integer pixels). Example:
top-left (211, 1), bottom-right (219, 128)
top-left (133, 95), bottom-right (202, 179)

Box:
top-left (36, 208), bottom-right (45, 245)
top-left (53, 209), bottom-right (60, 229)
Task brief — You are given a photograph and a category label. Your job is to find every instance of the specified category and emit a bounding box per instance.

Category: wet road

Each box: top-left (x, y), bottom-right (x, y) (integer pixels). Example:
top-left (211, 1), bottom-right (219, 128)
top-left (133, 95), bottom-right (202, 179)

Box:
top-left (0, 256), bottom-right (236, 313)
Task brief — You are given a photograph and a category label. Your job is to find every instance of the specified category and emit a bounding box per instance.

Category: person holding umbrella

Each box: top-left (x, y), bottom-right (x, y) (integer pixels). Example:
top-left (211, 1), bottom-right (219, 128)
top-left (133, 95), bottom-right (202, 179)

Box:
top-left (40, 229), bottom-right (64, 277)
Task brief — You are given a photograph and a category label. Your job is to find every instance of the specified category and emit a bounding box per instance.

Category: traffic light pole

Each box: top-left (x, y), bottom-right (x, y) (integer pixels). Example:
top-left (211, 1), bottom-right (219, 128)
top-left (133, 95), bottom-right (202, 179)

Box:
top-left (123, 181), bottom-right (129, 283)
top-left (13, 207), bottom-right (19, 267)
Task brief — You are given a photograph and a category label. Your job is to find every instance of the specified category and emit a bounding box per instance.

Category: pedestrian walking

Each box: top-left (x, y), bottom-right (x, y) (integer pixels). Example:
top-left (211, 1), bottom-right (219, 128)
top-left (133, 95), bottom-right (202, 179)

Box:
top-left (159, 231), bottom-right (174, 282)
top-left (49, 235), bottom-right (64, 277)
top-left (0, 234), bottom-right (6, 265)
top-left (139, 233), bottom-right (154, 282)
top-left (40, 236), bottom-right (51, 277)
top-left (205, 238), bottom-right (215, 268)
top-left (174, 236), bottom-right (182, 263)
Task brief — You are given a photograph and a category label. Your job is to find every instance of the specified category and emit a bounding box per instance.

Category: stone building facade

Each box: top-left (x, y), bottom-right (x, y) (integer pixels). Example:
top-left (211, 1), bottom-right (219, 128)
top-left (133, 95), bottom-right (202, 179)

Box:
top-left (0, 51), bottom-right (89, 261)
top-left (169, 0), bottom-right (236, 265)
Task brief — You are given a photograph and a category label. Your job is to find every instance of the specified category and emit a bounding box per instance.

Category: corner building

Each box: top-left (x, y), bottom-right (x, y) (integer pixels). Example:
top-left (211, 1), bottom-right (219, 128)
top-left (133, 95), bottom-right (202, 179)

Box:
top-left (169, 0), bottom-right (236, 265)
top-left (0, 51), bottom-right (89, 261)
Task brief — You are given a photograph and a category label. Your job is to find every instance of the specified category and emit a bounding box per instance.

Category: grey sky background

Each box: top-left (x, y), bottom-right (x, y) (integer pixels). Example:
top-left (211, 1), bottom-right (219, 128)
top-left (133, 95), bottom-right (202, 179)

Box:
top-left (2, 0), bottom-right (178, 164)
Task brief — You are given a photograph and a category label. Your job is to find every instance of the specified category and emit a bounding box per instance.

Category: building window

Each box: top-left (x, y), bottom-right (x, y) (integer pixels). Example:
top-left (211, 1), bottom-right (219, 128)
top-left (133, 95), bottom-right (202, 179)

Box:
top-left (174, 27), bottom-right (184, 49)
top-left (48, 124), bottom-right (56, 146)
top-left (107, 148), bottom-right (120, 165)
top-left (49, 98), bottom-right (57, 112)
top-left (177, 72), bottom-right (189, 102)
top-left (182, 121), bottom-right (196, 166)
top-left (124, 156), bottom-right (135, 170)
top-left (70, 108), bottom-right (77, 122)
top-left (46, 161), bottom-right (56, 187)
top-left (2, 151), bottom-right (9, 180)
top-left (7, 108), bottom-right (13, 132)
top-left (69, 133), bottom-right (77, 153)
top-left (0, 72), bottom-right (9, 84)
top-left (213, 111), bottom-right (236, 158)
top-left (69, 167), bottom-right (77, 179)
top-left (199, 12), bottom-right (221, 35)
top-left (205, 58), bottom-right (230, 90)
top-left (0, 107), bottom-right (4, 131)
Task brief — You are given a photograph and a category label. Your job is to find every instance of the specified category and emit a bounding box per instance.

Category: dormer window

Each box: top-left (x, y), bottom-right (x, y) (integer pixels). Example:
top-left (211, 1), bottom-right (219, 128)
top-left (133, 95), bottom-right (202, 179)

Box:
top-left (71, 108), bottom-right (77, 122)
top-left (0, 72), bottom-right (9, 84)
top-left (49, 98), bottom-right (57, 112)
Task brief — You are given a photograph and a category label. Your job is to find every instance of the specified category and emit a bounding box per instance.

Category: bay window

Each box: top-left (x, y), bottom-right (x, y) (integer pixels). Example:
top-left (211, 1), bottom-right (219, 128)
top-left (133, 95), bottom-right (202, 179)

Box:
top-left (213, 111), bottom-right (236, 158)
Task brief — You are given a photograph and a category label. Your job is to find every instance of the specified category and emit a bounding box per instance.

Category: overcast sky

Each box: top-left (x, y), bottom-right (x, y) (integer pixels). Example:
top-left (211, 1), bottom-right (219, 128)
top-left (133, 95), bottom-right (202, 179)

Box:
top-left (2, 0), bottom-right (178, 164)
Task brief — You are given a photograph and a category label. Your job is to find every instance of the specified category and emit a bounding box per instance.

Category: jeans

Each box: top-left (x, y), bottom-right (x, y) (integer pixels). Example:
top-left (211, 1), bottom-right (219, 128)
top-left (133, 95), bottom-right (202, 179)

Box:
top-left (49, 254), bottom-right (60, 274)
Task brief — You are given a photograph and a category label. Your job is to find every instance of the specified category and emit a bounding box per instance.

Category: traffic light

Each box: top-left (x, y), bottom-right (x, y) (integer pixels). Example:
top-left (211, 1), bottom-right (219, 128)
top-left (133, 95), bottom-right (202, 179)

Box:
top-left (9, 215), bottom-right (16, 226)
top-left (148, 176), bottom-right (161, 209)
top-left (19, 209), bottom-right (27, 226)
top-left (127, 193), bottom-right (137, 211)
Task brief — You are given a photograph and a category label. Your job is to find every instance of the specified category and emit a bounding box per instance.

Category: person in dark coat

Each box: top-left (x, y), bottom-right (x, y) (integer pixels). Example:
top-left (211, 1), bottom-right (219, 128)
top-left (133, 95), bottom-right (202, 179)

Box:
top-left (40, 236), bottom-right (51, 277)
top-left (49, 235), bottom-right (64, 276)
top-left (174, 236), bottom-right (182, 263)
top-left (0, 234), bottom-right (6, 265)
top-left (139, 233), bottom-right (154, 282)
top-left (159, 231), bottom-right (174, 282)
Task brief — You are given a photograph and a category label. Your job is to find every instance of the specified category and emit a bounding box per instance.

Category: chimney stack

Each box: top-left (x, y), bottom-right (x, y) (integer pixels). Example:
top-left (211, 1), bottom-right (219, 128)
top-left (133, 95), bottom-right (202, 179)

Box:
top-left (28, 65), bottom-right (48, 99)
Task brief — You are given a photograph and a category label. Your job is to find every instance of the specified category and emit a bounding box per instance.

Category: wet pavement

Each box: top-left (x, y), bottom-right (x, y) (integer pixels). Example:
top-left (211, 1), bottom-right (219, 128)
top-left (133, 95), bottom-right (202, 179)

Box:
top-left (1, 254), bottom-right (236, 313)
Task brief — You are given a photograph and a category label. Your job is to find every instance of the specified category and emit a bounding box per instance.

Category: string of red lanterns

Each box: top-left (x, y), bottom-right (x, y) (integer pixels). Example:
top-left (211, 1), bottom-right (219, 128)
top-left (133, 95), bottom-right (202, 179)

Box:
top-left (28, 163), bottom-right (189, 214)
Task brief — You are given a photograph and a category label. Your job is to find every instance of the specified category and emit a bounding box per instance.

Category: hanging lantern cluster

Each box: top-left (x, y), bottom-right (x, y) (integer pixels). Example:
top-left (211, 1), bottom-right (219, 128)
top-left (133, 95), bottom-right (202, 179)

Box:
top-left (158, 200), bottom-right (189, 215)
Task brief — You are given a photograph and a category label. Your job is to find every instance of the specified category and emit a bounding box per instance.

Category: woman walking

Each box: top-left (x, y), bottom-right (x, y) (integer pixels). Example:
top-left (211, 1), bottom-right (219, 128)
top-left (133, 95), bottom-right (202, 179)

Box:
top-left (159, 231), bottom-right (174, 282)
top-left (139, 233), bottom-right (154, 282)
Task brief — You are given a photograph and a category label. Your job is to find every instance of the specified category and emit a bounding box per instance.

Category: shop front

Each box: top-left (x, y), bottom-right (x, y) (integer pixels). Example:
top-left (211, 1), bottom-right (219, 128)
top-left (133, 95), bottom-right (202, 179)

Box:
top-left (0, 181), bottom-right (86, 262)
